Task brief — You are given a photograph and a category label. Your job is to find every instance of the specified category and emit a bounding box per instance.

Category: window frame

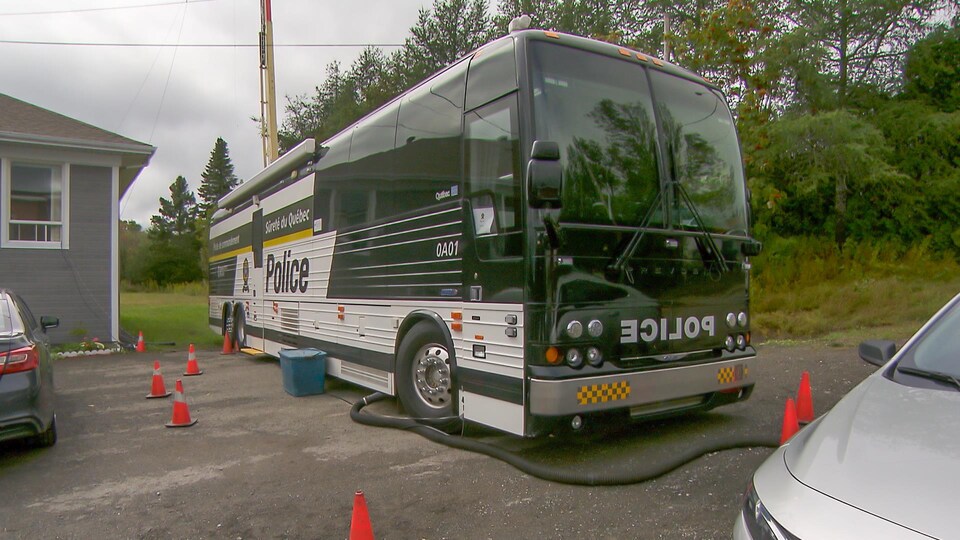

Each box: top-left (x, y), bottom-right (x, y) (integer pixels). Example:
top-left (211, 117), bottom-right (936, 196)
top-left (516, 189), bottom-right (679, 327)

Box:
top-left (1, 157), bottom-right (71, 249)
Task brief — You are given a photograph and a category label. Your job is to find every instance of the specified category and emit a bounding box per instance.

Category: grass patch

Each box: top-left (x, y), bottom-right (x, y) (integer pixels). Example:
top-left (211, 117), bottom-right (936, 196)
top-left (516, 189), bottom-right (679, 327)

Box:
top-left (120, 285), bottom-right (221, 351)
top-left (751, 237), bottom-right (960, 343)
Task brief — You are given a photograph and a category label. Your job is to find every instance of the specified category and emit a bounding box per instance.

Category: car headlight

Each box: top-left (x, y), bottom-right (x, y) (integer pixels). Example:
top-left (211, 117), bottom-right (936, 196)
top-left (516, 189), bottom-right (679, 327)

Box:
top-left (741, 481), bottom-right (798, 540)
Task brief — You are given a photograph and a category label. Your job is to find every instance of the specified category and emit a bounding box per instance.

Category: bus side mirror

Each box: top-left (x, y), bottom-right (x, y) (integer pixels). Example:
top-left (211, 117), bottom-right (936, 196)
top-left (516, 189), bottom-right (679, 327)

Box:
top-left (528, 140), bottom-right (562, 208)
top-left (742, 239), bottom-right (763, 256)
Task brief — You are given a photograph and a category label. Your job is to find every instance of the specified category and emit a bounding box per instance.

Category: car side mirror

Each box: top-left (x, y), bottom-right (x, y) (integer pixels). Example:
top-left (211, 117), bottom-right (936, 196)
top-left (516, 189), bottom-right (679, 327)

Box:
top-left (528, 140), bottom-right (562, 208)
top-left (859, 339), bottom-right (896, 366)
top-left (40, 316), bottom-right (59, 330)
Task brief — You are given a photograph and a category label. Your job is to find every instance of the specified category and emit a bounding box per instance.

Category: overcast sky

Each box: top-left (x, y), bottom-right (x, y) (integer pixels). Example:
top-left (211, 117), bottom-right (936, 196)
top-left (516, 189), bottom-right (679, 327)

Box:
top-left (0, 0), bottom-right (435, 226)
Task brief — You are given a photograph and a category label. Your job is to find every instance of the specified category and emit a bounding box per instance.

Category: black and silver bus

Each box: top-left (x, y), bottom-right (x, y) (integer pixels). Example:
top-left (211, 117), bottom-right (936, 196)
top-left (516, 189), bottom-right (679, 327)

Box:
top-left (209, 29), bottom-right (761, 436)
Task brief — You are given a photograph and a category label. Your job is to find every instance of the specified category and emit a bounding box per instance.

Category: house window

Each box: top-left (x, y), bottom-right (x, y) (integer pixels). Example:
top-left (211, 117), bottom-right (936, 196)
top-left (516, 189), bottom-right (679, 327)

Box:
top-left (2, 160), bottom-right (69, 249)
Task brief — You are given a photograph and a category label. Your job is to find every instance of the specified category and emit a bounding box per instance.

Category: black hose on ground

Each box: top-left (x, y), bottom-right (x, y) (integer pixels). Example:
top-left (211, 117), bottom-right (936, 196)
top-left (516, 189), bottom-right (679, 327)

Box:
top-left (350, 392), bottom-right (780, 486)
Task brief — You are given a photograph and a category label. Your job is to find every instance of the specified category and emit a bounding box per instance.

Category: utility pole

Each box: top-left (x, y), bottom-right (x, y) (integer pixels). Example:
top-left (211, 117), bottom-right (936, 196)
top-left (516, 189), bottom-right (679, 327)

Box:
top-left (259, 0), bottom-right (280, 166)
top-left (663, 12), bottom-right (672, 61)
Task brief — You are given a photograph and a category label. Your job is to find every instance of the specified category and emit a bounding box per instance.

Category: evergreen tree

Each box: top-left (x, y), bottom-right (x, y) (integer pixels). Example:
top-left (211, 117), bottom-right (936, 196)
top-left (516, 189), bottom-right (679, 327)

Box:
top-left (145, 176), bottom-right (203, 285)
top-left (198, 137), bottom-right (239, 213)
top-left (150, 176), bottom-right (198, 241)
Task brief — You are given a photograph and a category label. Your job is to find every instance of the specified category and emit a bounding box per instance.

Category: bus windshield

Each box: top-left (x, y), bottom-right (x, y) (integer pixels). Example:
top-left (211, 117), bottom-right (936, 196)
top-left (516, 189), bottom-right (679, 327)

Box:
top-left (528, 41), bottom-right (748, 235)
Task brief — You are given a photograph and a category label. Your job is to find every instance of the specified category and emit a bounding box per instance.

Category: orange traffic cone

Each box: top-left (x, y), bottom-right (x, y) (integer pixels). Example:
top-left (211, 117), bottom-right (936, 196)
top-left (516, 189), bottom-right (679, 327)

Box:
top-left (220, 333), bottom-right (234, 355)
top-left (146, 360), bottom-right (172, 399)
top-left (780, 397), bottom-right (799, 445)
top-left (183, 344), bottom-right (203, 376)
top-left (135, 331), bottom-right (146, 353)
top-left (165, 379), bottom-right (197, 428)
top-left (349, 490), bottom-right (375, 540)
top-left (797, 371), bottom-right (814, 424)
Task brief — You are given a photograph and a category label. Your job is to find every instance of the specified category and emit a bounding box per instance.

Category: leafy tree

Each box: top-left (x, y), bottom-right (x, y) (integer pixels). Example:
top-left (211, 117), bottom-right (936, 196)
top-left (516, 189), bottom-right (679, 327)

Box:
top-left (197, 137), bottom-right (239, 214)
top-left (279, 0), bottom-right (497, 150)
top-left (902, 24), bottom-right (960, 112)
top-left (784, 0), bottom-right (950, 109)
top-left (394, 0), bottom-right (498, 88)
top-left (752, 109), bottom-right (907, 247)
top-left (495, 0), bottom-right (640, 43)
top-left (119, 220), bottom-right (148, 284)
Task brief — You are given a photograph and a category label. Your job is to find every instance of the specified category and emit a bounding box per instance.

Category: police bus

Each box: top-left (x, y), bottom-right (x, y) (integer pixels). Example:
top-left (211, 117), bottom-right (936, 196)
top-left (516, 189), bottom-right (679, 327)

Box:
top-left (208, 28), bottom-right (762, 437)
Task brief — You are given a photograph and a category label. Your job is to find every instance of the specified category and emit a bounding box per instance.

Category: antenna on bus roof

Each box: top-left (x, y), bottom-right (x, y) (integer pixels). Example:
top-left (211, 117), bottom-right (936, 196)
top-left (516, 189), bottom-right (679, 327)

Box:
top-left (508, 14), bottom-right (531, 33)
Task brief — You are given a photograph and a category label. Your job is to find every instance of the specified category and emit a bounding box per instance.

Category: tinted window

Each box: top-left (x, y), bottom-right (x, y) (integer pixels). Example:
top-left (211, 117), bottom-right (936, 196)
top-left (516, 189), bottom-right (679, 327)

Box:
top-left (529, 41), bottom-right (661, 227)
top-left (465, 94), bottom-right (522, 258)
top-left (350, 104), bottom-right (399, 165)
top-left (649, 70), bottom-right (748, 234)
top-left (314, 132), bottom-right (352, 232)
top-left (465, 38), bottom-right (518, 111)
top-left (389, 60), bottom-right (467, 220)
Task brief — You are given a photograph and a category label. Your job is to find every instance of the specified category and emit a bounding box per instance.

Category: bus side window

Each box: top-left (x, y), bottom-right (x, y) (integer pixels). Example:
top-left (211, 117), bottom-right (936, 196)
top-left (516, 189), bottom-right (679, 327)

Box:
top-left (392, 60), bottom-right (467, 219)
top-left (465, 94), bottom-right (522, 258)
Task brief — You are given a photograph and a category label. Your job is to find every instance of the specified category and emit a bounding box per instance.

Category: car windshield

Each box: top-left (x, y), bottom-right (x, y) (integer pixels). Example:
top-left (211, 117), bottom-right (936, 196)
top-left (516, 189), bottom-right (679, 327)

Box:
top-left (912, 299), bottom-right (960, 378)
top-left (528, 41), bottom-right (748, 233)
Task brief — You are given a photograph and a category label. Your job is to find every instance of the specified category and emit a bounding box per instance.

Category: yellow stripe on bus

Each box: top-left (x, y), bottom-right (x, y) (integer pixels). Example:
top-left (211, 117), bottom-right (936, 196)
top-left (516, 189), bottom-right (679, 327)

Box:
top-left (210, 246), bottom-right (251, 262)
top-left (263, 229), bottom-right (313, 248)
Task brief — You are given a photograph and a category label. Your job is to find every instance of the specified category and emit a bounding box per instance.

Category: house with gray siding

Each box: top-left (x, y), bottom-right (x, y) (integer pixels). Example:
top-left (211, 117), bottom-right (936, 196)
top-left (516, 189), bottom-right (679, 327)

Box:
top-left (0, 93), bottom-right (155, 344)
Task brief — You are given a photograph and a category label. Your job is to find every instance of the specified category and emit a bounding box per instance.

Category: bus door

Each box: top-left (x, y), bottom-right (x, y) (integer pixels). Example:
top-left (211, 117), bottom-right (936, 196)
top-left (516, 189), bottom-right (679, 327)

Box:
top-left (460, 92), bottom-right (527, 435)
top-left (463, 93), bottom-right (524, 303)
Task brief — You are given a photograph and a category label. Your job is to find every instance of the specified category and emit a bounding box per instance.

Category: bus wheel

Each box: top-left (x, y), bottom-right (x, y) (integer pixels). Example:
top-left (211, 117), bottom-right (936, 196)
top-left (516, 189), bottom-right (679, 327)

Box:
top-left (232, 305), bottom-right (246, 350)
top-left (397, 323), bottom-right (454, 420)
top-left (221, 303), bottom-right (233, 336)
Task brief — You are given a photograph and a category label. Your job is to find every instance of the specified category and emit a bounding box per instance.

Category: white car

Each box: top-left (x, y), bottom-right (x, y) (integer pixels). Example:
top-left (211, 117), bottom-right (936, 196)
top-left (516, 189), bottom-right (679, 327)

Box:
top-left (735, 292), bottom-right (960, 539)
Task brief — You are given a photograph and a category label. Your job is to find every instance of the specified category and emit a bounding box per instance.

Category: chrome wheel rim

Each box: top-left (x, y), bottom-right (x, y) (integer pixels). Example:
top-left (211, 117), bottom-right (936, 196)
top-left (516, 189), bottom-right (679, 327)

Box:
top-left (412, 343), bottom-right (451, 409)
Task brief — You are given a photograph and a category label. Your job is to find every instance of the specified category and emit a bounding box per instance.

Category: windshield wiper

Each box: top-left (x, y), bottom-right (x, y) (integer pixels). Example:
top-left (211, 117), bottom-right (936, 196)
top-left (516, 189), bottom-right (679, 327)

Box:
top-left (896, 365), bottom-right (960, 391)
top-left (606, 189), bottom-right (664, 284)
top-left (673, 180), bottom-right (729, 273)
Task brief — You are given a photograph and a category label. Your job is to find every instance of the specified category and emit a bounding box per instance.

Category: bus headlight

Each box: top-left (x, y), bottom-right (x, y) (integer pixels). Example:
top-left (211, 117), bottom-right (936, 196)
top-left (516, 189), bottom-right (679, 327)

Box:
top-left (736, 334), bottom-right (747, 350)
top-left (586, 347), bottom-right (603, 366)
top-left (566, 320), bottom-right (583, 339)
top-left (726, 313), bottom-right (737, 328)
top-left (566, 348), bottom-right (583, 368)
top-left (587, 319), bottom-right (603, 337)
top-left (738, 312), bottom-right (748, 327)
top-left (725, 335), bottom-right (736, 352)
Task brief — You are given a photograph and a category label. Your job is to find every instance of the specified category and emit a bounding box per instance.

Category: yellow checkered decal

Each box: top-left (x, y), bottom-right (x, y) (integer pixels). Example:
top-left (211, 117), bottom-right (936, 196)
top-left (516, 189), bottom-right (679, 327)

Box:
top-left (577, 381), bottom-right (631, 405)
top-left (717, 365), bottom-right (748, 384)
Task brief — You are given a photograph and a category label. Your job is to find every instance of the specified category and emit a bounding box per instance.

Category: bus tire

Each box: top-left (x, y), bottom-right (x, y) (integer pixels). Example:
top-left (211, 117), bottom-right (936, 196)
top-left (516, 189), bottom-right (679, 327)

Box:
top-left (232, 304), bottom-right (246, 350)
top-left (397, 323), bottom-right (455, 422)
top-left (221, 302), bottom-right (233, 336)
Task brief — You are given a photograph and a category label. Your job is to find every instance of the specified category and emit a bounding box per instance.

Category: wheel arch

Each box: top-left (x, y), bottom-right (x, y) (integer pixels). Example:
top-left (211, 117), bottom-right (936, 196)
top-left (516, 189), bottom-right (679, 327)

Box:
top-left (395, 310), bottom-right (458, 373)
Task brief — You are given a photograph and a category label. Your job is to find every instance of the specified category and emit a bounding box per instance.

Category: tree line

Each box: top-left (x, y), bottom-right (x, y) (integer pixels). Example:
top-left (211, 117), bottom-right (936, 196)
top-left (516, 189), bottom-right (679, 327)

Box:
top-left (281, 0), bottom-right (960, 254)
top-left (124, 0), bottom-right (960, 286)
top-left (121, 137), bottom-right (239, 286)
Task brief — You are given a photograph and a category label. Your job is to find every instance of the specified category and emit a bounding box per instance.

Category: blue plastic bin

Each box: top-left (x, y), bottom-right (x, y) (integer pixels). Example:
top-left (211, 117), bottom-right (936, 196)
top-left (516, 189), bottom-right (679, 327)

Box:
top-left (279, 348), bottom-right (327, 397)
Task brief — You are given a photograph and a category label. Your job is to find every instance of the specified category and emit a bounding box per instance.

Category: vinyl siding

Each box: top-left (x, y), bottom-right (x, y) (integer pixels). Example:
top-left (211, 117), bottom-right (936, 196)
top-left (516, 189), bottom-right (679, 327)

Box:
top-left (0, 163), bottom-right (113, 343)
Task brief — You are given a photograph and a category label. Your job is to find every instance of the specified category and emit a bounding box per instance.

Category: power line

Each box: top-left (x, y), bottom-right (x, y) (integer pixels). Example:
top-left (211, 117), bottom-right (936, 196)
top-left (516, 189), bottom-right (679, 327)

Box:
top-left (0, 0), bottom-right (215, 17)
top-left (0, 39), bottom-right (405, 48)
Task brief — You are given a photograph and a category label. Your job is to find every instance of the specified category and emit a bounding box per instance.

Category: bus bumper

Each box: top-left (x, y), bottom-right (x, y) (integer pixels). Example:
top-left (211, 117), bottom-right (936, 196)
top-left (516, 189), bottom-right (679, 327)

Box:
top-left (528, 356), bottom-right (756, 416)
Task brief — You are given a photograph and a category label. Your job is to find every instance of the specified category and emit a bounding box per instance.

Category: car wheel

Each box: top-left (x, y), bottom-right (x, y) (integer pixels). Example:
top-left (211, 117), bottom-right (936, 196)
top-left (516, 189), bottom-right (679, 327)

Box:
top-left (397, 323), bottom-right (455, 421)
top-left (31, 414), bottom-right (57, 448)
